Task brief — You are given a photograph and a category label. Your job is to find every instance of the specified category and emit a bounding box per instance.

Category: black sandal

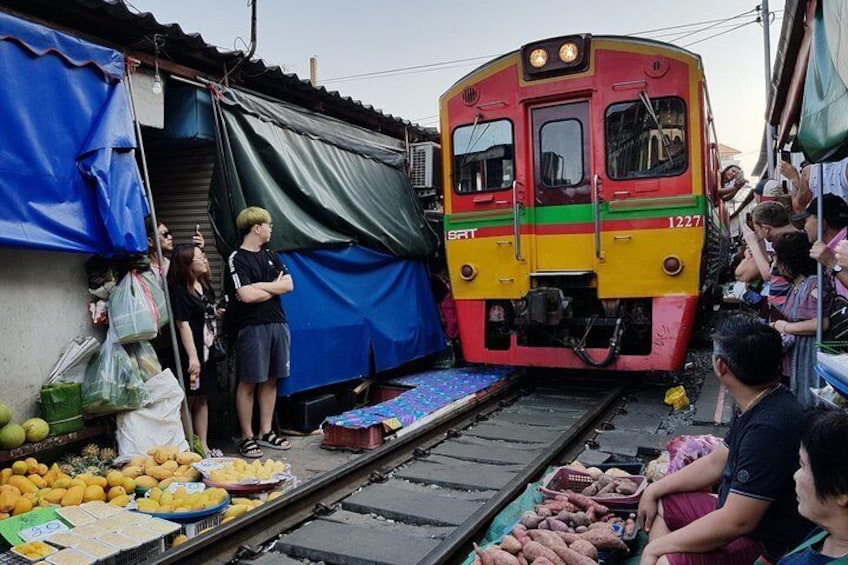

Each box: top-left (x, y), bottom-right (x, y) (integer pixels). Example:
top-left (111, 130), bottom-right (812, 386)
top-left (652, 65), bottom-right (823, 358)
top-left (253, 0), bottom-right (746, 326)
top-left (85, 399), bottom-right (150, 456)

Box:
top-left (257, 431), bottom-right (291, 450)
top-left (238, 437), bottom-right (263, 459)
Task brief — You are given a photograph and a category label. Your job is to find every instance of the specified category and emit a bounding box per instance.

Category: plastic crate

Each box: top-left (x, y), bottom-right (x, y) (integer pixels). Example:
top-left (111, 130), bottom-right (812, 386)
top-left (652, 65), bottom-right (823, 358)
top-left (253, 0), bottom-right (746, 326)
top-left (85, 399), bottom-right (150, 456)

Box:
top-left (321, 423), bottom-right (384, 450)
top-left (596, 462), bottom-right (645, 476)
top-left (539, 467), bottom-right (647, 508)
top-left (181, 513), bottom-right (222, 539)
top-left (110, 539), bottom-right (164, 565)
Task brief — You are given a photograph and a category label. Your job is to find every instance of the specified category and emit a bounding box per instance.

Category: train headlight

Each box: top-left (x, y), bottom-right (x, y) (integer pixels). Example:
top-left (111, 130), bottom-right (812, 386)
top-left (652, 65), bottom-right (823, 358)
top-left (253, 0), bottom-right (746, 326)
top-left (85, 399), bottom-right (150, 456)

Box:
top-left (460, 264), bottom-right (478, 281)
top-left (529, 48), bottom-right (548, 68)
top-left (559, 42), bottom-right (579, 63)
top-left (662, 256), bottom-right (684, 276)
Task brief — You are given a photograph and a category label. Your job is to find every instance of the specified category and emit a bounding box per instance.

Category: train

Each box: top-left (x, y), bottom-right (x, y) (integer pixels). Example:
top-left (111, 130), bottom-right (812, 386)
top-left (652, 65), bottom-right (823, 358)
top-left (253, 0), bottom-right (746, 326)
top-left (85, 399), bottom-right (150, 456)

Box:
top-left (439, 34), bottom-right (728, 372)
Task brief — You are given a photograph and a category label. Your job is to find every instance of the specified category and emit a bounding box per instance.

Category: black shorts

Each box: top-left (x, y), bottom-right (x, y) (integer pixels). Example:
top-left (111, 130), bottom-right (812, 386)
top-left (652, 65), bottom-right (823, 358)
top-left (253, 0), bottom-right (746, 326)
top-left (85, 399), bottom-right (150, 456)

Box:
top-left (236, 323), bottom-right (290, 383)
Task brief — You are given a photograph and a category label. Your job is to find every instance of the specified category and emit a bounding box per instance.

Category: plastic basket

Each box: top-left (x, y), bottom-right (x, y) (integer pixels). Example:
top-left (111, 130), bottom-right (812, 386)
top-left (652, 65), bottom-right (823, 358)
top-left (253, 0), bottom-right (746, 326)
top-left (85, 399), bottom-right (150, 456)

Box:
top-left (182, 513), bottom-right (222, 539)
top-left (539, 467), bottom-right (648, 508)
top-left (321, 423), bottom-right (384, 450)
top-left (109, 539), bottom-right (163, 565)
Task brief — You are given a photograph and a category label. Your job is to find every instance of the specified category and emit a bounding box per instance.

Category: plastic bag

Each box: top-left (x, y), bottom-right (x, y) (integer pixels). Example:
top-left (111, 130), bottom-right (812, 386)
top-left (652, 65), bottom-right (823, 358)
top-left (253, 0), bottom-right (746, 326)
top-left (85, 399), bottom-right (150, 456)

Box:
top-left (115, 369), bottom-right (189, 464)
top-left (664, 385), bottom-right (690, 411)
top-left (139, 269), bottom-right (170, 329)
top-left (126, 340), bottom-right (163, 381)
top-left (667, 434), bottom-right (723, 474)
top-left (82, 328), bottom-right (150, 415)
top-left (109, 271), bottom-right (158, 343)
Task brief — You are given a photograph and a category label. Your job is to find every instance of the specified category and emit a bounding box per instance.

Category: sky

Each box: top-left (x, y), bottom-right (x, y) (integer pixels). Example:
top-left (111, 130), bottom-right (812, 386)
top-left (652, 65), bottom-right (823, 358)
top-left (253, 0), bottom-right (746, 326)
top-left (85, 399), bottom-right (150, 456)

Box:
top-left (125, 0), bottom-right (782, 176)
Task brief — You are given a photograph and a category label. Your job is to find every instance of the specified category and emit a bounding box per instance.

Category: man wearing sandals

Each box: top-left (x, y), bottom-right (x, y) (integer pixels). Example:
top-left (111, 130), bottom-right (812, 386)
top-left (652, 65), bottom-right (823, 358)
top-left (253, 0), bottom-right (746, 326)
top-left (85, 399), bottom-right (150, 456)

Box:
top-left (225, 207), bottom-right (294, 458)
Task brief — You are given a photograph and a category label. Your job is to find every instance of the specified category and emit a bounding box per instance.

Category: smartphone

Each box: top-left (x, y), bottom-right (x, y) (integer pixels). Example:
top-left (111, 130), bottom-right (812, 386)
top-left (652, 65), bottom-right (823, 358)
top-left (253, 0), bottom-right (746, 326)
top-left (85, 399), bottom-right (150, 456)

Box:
top-left (194, 224), bottom-right (201, 235)
top-left (735, 169), bottom-right (745, 181)
top-left (780, 150), bottom-right (791, 162)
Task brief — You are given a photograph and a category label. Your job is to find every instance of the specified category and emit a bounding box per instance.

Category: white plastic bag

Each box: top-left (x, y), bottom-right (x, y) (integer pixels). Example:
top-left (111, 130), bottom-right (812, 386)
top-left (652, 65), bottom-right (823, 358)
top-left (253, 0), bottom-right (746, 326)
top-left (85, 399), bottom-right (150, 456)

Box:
top-left (115, 369), bottom-right (189, 464)
top-left (109, 271), bottom-right (158, 343)
top-left (139, 269), bottom-right (170, 329)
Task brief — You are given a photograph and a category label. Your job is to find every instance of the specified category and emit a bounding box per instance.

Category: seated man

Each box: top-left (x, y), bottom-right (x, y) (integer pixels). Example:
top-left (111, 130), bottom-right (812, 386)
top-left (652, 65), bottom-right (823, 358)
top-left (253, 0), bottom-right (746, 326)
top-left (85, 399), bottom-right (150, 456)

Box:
top-left (637, 313), bottom-right (814, 565)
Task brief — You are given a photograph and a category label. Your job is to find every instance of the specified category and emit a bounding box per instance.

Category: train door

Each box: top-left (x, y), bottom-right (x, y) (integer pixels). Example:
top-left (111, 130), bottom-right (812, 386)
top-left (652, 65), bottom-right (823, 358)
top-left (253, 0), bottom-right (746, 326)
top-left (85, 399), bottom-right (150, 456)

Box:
top-left (530, 101), bottom-right (595, 272)
top-left (448, 118), bottom-right (530, 298)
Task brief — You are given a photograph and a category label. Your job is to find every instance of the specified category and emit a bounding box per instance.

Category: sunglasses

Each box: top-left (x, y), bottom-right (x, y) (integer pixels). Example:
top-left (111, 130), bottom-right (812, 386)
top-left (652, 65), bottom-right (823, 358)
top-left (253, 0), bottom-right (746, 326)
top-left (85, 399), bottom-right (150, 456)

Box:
top-left (160, 231), bottom-right (173, 238)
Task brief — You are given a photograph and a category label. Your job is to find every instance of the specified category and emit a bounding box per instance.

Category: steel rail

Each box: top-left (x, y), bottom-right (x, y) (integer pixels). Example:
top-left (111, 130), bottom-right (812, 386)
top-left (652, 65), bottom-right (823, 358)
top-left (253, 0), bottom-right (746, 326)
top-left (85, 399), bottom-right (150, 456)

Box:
top-left (148, 377), bottom-right (525, 564)
top-left (418, 384), bottom-right (625, 565)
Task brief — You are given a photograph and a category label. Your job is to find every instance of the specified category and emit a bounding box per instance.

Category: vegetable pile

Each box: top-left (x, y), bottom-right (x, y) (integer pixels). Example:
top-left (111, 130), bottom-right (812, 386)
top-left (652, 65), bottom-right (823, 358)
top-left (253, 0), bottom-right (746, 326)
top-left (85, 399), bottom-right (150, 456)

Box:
top-left (472, 489), bottom-right (637, 565)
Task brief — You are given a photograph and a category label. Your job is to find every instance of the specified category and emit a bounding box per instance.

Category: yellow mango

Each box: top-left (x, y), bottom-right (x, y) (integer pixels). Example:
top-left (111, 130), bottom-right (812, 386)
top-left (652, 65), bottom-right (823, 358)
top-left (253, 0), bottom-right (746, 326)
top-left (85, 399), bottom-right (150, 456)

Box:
top-left (26, 475), bottom-right (45, 489)
top-left (0, 490), bottom-right (19, 513)
top-left (52, 478), bottom-right (71, 489)
top-left (69, 478), bottom-right (87, 489)
top-left (90, 476), bottom-right (108, 489)
top-left (12, 496), bottom-right (33, 515)
top-left (267, 491), bottom-right (282, 501)
top-left (134, 476), bottom-right (158, 489)
top-left (153, 448), bottom-right (170, 465)
top-left (8, 476), bottom-right (37, 495)
top-left (60, 485), bottom-right (85, 506)
top-left (176, 452), bottom-right (195, 466)
top-left (231, 497), bottom-right (254, 506)
top-left (0, 512), bottom-right (8, 520)
top-left (122, 478), bottom-right (136, 492)
top-left (148, 487), bottom-right (162, 502)
top-left (121, 465), bottom-right (142, 479)
top-left (149, 466), bottom-right (173, 481)
top-left (108, 494), bottom-right (130, 507)
top-left (221, 516), bottom-right (235, 524)
top-left (130, 456), bottom-right (147, 467)
top-left (157, 477), bottom-right (175, 489)
top-left (0, 468), bottom-right (13, 485)
top-left (107, 486), bottom-right (126, 501)
top-left (11, 461), bottom-right (28, 475)
top-left (136, 498), bottom-right (160, 512)
top-left (83, 485), bottom-right (106, 502)
top-left (157, 504), bottom-right (173, 514)
top-left (159, 491), bottom-right (173, 507)
top-left (42, 488), bottom-right (66, 504)
top-left (171, 534), bottom-right (188, 547)
top-left (223, 504), bottom-right (250, 519)
top-left (161, 460), bottom-right (179, 472)
top-left (106, 470), bottom-right (125, 488)
top-left (36, 463), bottom-right (48, 476)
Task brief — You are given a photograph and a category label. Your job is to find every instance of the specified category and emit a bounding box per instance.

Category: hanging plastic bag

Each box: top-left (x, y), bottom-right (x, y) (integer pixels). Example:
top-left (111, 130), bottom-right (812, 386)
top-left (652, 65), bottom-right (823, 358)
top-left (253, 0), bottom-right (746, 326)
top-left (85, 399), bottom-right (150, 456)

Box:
top-left (109, 271), bottom-right (158, 343)
top-left (139, 269), bottom-right (170, 329)
top-left (126, 340), bottom-right (163, 381)
top-left (82, 328), bottom-right (150, 415)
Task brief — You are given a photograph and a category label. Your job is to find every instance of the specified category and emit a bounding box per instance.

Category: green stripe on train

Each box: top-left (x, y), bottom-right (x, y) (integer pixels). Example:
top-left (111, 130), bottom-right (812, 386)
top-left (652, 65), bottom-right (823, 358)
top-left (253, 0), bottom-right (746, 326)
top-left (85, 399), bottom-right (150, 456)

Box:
top-left (445, 195), bottom-right (707, 230)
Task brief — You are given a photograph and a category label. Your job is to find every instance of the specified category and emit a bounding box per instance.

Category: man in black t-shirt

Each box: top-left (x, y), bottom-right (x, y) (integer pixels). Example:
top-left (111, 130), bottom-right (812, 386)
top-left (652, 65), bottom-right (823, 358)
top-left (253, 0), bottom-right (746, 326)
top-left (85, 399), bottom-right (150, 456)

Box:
top-left (637, 314), bottom-right (813, 565)
top-left (224, 207), bottom-right (293, 459)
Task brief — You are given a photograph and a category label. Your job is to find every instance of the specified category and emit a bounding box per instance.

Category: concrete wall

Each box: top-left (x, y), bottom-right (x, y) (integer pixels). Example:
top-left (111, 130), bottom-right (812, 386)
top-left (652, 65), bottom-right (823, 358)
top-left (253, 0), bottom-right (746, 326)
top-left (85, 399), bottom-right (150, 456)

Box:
top-left (0, 248), bottom-right (95, 421)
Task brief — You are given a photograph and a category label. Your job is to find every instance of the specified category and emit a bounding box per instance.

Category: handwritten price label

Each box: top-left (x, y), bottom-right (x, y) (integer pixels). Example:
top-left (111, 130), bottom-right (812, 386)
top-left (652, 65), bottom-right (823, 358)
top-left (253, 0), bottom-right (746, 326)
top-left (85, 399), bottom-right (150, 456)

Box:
top-left (18, 519), bottom-right (69, 542)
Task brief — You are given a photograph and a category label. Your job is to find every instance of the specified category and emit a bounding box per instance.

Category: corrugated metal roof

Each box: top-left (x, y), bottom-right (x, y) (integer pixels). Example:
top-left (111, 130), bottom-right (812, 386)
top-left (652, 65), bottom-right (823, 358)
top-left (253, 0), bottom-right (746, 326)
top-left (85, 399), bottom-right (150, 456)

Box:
top-left (0, 0), bottom-right (439, 143)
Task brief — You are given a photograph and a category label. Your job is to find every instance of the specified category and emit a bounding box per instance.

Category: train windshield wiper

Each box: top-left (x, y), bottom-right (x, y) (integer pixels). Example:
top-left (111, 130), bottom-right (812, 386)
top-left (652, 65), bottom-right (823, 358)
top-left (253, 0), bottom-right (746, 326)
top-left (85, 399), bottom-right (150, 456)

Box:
top-left (638, 90), bottom-right (670, 161)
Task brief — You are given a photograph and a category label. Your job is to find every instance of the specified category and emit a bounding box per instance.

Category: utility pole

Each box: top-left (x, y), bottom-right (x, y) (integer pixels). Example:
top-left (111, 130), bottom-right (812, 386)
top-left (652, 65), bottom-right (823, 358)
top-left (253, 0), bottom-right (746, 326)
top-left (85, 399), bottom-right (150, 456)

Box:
top-left (760, 1), bottom-right (776, 178)
top-left (309, 56), bottom-right (319, 86)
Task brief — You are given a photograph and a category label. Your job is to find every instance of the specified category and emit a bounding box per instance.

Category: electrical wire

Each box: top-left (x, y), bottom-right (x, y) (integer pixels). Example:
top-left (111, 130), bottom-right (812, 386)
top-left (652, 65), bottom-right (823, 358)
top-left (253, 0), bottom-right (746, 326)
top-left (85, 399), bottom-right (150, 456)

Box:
top-left (681, 19), bottom-right (760, 48)
top-left (666, 7), bottom-right (758, 43)
top-left (323, 54), bottom-right (499, 83)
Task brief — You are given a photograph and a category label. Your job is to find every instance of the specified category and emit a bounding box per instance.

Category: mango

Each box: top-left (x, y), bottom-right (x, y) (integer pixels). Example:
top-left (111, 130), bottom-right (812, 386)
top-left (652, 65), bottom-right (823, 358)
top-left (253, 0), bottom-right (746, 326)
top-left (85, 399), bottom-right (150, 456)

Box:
top-left (83, 485), bottom-right (106, 502)
top-left (171, 534), bottom-right (188, 547)
top-left (107, 486), bottom-right (126, 501)
top-left (11, 461), bottom-right (28, 475)
top-left (223, 504), bottom-right (250, 519)
top-left (42, 489), bottom-right (66, 504)
top-left (12, 496), bottom-right (32, 515)
top-left (106, 470), bottom-right (125, 488)
top-left (108, 494), bottom-right (130, 507)
top-left (135, 476), bottom-right (158, 490)
top-left (0, 468), bottom-right (13, 485)
top-left (52, 478), bottom-right (71, 489)
top-left (161, 460), bottom-right (179, 472)
top-left (121, 465), bottom-right (142, 479)
top-left (26, 475), bottom-right (46, 489)
top-left (0, 490), bottom-right (19, 513)
top-left (8, 476), bottom-right (37, 495)
top-left (60, 485), bottom-right (84, 506)
top-left (136, 498), bottom-right (160, 513)
top-left (122, 477), bottom-right (136, 492)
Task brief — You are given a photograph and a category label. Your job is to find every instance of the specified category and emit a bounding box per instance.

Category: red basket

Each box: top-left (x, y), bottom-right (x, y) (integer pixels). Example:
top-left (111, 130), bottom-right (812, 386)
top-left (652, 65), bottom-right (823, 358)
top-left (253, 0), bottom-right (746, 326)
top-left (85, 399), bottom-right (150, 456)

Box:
top-left (538, 467), bottom-right (648, 508)
top-left (321, 423), bottom-right (384, 450)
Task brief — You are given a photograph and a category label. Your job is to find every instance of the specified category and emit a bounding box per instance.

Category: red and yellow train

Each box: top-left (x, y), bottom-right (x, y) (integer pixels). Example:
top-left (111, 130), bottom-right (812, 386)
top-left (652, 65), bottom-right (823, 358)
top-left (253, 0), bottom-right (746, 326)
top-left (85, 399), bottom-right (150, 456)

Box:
top-left (440, 34), bottom-right (728, 372)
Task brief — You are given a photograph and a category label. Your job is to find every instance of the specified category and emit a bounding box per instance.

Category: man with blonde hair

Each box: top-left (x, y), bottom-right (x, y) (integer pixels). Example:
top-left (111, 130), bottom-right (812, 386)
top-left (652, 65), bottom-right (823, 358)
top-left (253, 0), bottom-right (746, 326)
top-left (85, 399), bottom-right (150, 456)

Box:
top-left (224, 206), bottom-right (293, 458)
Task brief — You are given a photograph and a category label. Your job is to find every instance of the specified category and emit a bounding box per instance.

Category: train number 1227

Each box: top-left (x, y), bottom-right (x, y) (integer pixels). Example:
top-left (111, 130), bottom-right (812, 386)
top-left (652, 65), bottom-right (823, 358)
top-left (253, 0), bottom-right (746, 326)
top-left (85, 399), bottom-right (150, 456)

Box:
top-left (668, 215), bottom-right (703, 228)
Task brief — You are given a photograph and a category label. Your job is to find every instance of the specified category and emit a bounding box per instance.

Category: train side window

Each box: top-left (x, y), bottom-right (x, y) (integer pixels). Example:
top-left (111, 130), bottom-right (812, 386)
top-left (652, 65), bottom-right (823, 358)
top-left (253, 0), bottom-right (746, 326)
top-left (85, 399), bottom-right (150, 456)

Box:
top-left (452, 120), bottom-right (514, 193)
top-left (540, 119), bottom-right (583, 187)
top-left (605, 97), bottom-right (687, 180)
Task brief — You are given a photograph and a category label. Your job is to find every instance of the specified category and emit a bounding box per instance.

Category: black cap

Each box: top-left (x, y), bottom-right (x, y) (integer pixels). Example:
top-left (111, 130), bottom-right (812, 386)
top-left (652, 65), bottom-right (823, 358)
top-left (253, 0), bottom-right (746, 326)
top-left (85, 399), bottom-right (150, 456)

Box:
top-left (791, 193), bottom-right (848, 229)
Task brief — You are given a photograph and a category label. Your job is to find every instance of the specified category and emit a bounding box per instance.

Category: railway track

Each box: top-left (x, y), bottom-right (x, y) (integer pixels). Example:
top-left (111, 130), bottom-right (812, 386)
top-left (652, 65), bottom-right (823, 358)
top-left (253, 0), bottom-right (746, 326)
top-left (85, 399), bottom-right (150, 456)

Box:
top-left (150, 377), bottom-right (628, 565)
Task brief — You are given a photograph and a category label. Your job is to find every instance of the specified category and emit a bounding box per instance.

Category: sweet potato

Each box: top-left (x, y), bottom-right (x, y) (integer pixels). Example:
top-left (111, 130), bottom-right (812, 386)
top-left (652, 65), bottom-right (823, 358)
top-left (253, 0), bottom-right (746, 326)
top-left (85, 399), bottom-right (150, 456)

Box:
top-left (520, 511), bottom-right (544, 529)
top-left (615, 480), bottom-right (638, 495)
top-left (527, 529), bottom-right (568, 549)
top-left (531, 558), bottom-right (557, 565)
top-left (588, 521), bottom-right (614, 532)
top-left (565, 492), bottom-right (608, 514)
top-left (536, 506), bottom-right (553, 518)
top-left (474, 544), bottom-right (522, 565)
top-left (521, 541), bottom-right (565, 565)
top-left (473, 544), bottom-right (494, 565)
top-left (500, 535), bottom-right (523, 554)
top-left (548, 544), bottom-right (597, 565)
top-left (550, 530), bottom-right (581, 545)
top-left (545, 518), bottom-right (570, 532)
top-left (567, 539), bottom-right (598, 561)
top-left (517, 555), bottom-right (528, 565)
top-left (577, 530), bottom-right (628, 551)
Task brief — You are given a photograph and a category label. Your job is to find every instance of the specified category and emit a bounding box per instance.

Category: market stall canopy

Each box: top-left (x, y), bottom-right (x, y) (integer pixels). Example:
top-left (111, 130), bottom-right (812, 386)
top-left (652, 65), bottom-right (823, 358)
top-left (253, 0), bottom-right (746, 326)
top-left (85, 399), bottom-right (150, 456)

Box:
top-left (210, 86), bottom-right (437, 257)
top-left (0, 11), bottom-right (148, 254)
top-left (798, 2), bottom-right (848, 162)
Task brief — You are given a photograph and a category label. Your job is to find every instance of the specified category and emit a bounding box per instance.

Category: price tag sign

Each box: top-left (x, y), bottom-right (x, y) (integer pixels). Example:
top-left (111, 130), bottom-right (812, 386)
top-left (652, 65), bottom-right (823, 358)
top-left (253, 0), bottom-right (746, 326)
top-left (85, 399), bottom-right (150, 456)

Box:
top-left (165, 482), bottom-right (206, 494)
top-left (18, 519), bottom-right (69, 542)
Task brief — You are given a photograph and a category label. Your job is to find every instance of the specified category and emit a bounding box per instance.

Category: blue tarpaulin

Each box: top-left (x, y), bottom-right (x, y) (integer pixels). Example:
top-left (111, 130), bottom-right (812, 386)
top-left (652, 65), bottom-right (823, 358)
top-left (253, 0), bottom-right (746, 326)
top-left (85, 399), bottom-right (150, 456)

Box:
top-left (0, 12), bottom-right (148, 254)
top-left (278, 246), bottom-right (446, 395)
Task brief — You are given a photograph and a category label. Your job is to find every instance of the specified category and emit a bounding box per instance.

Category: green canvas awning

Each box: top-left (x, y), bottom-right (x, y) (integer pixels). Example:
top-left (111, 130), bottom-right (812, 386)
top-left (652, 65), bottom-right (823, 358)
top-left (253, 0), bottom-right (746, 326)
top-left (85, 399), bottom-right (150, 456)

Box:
top-left (210, 86), bottom-right (437, 257)
top-left (798, 2), bottom-right (848, 161)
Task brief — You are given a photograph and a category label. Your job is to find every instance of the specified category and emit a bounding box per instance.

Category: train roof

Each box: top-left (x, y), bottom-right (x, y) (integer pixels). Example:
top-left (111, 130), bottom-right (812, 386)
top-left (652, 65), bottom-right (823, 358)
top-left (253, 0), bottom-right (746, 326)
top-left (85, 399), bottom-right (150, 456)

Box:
top-left (442, 34), bottom-right (704, 101)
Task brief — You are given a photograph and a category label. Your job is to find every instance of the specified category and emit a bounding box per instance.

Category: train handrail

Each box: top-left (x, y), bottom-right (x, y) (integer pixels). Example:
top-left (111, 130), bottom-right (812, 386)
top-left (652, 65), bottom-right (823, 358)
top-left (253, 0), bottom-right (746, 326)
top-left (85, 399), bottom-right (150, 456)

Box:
top-left (592, 174), bottom-right (602, 259)
top-left (512, 180), bottom-right (524, 261)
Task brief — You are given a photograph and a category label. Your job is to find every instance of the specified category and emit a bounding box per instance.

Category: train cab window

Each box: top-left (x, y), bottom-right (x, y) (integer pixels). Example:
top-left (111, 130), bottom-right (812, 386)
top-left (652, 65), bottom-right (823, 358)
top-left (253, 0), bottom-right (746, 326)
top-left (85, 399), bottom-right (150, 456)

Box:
top-left (539, 119), bottom-right (584, 187)
top-left (605, 96), bottom-right (687, 180)
top-left (452, 120), bottom-right (514, 193)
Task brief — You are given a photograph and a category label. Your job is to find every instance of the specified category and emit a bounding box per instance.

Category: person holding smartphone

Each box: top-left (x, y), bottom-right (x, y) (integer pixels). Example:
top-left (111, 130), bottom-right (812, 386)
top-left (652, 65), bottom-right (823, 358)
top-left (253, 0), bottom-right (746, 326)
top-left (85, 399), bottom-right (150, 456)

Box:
top-left (719, 164), bottom-right (748, 201)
